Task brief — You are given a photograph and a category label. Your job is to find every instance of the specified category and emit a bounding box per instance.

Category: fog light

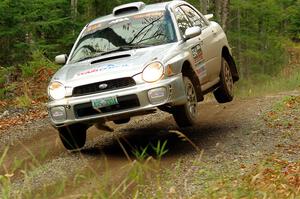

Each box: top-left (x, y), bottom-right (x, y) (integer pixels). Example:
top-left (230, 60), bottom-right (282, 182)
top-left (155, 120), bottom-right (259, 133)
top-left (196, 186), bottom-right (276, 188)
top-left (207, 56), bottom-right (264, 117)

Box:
top-left (50, 106), bottom-right (66, 122)
top-left (148, 87), bottom-right (167, 104)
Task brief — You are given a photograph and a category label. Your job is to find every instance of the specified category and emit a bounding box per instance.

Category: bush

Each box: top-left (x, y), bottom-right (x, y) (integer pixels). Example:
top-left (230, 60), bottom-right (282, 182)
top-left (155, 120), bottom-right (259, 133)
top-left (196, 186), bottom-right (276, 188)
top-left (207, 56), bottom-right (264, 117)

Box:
top-left (15, 94), bottom-right (32, 108)
top-left (20, 50), bottom-right (57, 78)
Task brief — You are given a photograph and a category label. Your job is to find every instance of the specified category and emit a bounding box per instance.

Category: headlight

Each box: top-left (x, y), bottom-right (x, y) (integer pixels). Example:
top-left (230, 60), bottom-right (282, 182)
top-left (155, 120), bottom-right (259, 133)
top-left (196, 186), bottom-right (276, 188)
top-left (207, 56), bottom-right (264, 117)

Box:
top-left (48, 82), bottom-right (66, 100)
top-left (142, 62), bottom-right (164, 83)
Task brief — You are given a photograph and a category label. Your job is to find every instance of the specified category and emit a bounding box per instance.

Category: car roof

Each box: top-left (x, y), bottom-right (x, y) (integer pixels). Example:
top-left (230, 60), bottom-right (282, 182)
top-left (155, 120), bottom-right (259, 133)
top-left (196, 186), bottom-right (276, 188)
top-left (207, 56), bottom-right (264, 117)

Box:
top-left (88, 1), bottom-right (184, 26)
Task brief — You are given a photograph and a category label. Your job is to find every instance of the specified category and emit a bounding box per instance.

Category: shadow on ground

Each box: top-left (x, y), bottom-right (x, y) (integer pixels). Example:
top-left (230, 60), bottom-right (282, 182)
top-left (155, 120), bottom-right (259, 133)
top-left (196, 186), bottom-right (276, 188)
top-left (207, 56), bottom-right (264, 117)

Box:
top-left (80, 114), bottom-right (239, 160)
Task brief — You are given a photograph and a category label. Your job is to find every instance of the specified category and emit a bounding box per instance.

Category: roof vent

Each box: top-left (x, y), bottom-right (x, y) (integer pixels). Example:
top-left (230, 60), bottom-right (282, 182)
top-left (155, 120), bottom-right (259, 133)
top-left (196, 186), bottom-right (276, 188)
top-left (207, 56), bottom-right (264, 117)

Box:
top-left (113, 2), bottom-right (145, 16)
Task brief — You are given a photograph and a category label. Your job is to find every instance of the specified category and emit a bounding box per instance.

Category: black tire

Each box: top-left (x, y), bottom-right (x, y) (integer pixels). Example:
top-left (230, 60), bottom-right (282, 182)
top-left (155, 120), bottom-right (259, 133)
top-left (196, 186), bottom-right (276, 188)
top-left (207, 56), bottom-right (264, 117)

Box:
top-left (58, 124), bottom-right (87, 150)
top-left (172, 76), bottom-right (198, 127)
top-left (113, 118), bottom-right (130, 124)
top-left (213, 57), bottom-right (234, 103)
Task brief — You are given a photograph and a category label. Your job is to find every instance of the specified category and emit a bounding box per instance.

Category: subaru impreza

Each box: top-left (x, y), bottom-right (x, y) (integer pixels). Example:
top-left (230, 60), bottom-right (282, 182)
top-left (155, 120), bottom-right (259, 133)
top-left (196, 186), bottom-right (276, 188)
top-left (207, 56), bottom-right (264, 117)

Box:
top-left (48, 1), bottom-right (239, 150)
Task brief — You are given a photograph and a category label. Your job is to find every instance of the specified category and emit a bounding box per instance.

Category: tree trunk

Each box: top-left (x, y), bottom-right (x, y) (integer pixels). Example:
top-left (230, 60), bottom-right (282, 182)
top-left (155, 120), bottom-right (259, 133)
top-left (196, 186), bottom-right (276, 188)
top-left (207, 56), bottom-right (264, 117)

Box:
top-left (221, 0), bottom-right (229, 31)
top-left (200, 0), bottom-right (209, 14)
top-left (214, 0), bottom-right (230, 31)
top-left (237, 5), bottom-right (242, 77)
top-left (215, 0), bottom-right (222, 23)
top-left (71, 0), bottom-right (78, 19)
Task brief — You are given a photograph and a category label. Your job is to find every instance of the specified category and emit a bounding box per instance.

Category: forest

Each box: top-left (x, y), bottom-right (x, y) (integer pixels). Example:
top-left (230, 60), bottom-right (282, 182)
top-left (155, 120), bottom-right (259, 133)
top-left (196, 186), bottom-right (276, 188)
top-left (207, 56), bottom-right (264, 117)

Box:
top-left (0, 0), bottom-right (300, 102)
top-left (0, 1), bottom-right (300, 198)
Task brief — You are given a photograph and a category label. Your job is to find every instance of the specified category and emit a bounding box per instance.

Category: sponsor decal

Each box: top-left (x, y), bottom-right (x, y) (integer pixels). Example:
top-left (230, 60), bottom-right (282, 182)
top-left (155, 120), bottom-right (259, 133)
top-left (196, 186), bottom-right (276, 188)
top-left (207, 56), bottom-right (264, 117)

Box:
top-left (191, 44), bottom-right (204, 63)
top-left (192, 44), bottom-right (206, 78)
top-left (75, 64), bottom-right (129, 78)
top-left (132, 12), bottom-right (163, 19)
top-left (85, 23), bottom-right (102, 34)
top-left (109, 18), bottom-right (130, 25)
top-left (195, 63), bottom-right (207, 79)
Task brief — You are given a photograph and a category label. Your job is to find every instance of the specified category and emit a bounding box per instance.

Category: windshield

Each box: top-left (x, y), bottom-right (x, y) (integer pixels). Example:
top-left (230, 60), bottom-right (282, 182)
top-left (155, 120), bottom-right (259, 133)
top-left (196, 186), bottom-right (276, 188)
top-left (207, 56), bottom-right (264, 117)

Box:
top-left (69, 11), bottom-right (177, 63)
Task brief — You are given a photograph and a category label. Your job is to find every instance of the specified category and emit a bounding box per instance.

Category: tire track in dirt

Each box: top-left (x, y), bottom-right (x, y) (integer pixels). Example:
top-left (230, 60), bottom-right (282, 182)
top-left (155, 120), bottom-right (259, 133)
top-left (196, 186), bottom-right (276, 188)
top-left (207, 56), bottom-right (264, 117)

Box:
top-left (1, 91), bottom-right (299, 196)
top-left (0, 110), bottom-right (174, 195)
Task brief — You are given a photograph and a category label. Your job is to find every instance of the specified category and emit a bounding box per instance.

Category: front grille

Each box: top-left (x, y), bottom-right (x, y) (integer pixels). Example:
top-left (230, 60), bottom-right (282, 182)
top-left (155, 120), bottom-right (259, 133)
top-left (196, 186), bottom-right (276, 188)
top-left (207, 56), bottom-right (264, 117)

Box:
top-left (72, 77), bottom-right (136, 97)
top-left (74, 94), bottom-right (140, 118)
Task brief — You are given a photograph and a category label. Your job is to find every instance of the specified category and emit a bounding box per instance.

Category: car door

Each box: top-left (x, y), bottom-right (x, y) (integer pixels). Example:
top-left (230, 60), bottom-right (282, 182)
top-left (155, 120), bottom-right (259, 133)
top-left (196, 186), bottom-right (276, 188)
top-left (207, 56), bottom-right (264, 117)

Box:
top-left (180, 5), bottom-right (219, 83)
top-left (173, 6), bottom-right (209, 84)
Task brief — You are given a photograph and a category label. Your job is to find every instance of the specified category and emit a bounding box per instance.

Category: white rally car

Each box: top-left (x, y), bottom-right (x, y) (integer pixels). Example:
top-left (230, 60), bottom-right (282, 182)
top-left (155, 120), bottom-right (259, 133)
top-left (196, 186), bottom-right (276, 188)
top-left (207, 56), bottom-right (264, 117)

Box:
top-left (48, 1), bottom-right (239, 150)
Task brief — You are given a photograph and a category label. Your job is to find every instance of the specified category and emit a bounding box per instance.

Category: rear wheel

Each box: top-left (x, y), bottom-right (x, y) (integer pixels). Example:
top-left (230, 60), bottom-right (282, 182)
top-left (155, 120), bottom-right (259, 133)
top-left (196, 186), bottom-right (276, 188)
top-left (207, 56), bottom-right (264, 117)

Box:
top-left (213, 57), bottom-right (234, 103)
top-left (172, 76), bottom-right (198, 127)
top-left (58, 124), bottom-right (87, 150)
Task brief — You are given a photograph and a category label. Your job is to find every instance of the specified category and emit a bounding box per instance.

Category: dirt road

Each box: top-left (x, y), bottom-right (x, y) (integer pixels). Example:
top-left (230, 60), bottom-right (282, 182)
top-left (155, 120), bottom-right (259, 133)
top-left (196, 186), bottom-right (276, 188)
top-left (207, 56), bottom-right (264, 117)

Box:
top-left (0, 91), bottom-right (299, 198)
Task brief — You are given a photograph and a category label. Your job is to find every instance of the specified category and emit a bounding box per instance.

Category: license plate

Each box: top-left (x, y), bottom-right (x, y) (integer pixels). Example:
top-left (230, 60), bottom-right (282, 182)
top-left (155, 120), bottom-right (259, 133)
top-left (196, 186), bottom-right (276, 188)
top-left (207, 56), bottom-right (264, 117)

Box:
top-left (91, 96), bottom-right (119, 109)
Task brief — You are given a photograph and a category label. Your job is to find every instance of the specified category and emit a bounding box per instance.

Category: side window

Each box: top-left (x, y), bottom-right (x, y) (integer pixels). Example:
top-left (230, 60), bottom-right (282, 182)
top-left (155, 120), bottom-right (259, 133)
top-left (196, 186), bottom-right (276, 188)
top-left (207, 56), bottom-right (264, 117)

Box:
top-left (180, 5), bottom-right (207, 28)
top-left (174, 7), bottom-right (192, 35)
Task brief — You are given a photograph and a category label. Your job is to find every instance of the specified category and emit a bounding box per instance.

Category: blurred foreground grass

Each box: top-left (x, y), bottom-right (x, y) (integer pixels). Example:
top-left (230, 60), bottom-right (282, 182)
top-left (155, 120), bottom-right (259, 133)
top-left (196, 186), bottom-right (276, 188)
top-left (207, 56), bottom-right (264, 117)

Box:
top-left (0, 95), bottom-right (299, 198)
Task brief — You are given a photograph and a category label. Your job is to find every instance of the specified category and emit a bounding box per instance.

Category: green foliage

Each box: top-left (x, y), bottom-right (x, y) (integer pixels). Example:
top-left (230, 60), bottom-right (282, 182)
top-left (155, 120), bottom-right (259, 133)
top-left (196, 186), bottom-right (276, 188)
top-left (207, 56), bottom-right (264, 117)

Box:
top-left (284, 0), bottom-right (300, 41)
top-left (0, 68), bottom-right (10, 85)
top-left (0, 0), bottom-right (300, 83)
top-left (263, 95), bottom-right (300, 130)
top-left (228, 0), bottom-right (292, 78)
top-left (131, 140), bottom-right (169, 161)
top-left (0, 83), bottom-right (17, 100)
top-left (0, 148), bottom-right (10, 199)
top-left (272, 96), bottom-right (297, 112)
top-left (20, 50), bottom-right (56, 78)
top-left (132, 145), bottom-right (150, 161)
top-left (15, 94), bottom-right (32, 108)
top-left (150, 140), bottom-right (168, 160)
top-left (236, 65), bottom-right (300, 97)
top-left (0, 66), bottom-right (19, 86)
top-left (0, 0), bottom-right (84, 66)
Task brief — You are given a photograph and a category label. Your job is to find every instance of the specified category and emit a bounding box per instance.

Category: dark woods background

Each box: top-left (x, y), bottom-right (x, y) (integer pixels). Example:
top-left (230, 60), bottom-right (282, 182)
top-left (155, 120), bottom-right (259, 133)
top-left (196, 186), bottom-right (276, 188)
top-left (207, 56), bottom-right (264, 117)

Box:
top-left (0, 0), bottom-right (300, 79)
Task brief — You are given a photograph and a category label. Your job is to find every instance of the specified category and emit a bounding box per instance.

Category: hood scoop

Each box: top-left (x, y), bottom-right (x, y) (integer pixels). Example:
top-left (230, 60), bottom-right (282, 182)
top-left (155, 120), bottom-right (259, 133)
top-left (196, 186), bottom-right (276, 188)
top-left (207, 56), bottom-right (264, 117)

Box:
top-left (91, 54), bottom-right (131, 65)
top-left (113, 2), bottom-right (145, 16)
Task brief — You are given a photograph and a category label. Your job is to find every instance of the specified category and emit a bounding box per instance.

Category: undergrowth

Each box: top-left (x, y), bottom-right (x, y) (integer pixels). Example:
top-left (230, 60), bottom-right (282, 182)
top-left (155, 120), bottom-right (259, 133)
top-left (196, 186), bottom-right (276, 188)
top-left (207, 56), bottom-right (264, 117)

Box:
top-left (0, 50), bottom-right (58, 109)
top-left (236, 64), bottom-right (300, 98)
top-left (0, 139), bottom-right (172, 198)
top-left (0, 44), bottom-right (299, 199)
top-left (0, 96), bottom-right (299, 198)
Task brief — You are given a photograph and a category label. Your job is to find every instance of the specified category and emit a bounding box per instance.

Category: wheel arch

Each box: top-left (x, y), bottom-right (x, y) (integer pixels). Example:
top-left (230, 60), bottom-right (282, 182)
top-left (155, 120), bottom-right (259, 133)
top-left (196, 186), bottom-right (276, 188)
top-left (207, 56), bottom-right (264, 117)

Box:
top-left (222, 46), bottom-right (239, 82)
top-left (181, 60), bottom-right (204, 102)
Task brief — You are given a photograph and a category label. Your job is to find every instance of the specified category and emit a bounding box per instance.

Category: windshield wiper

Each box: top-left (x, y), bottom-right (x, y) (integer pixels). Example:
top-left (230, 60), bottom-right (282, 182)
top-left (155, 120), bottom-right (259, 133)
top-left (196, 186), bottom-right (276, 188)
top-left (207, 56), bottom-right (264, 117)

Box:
top-left (100, 44), bottom-right (151, 56)
top-left (72, 45), bottom-right (137, 63)
top-left (76, 54), bottom-right (100, 63)
top-left (100, 46), bottom-right (136, 56)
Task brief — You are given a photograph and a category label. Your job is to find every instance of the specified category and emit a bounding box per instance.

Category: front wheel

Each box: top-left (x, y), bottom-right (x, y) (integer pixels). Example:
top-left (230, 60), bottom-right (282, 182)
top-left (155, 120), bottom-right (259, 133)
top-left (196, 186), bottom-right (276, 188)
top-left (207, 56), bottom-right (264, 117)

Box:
top-left (172, 76), bottom-right (198, 127)
top-left (58, 124), bottom-right (87, 150)
top-left (213, 57), bottom-right (234, 103)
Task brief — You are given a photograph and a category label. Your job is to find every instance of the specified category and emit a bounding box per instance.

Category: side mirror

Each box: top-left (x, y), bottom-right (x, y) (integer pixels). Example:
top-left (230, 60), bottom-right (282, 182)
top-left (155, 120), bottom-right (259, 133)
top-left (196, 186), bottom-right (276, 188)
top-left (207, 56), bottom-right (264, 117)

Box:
top-left (184, 26), bottom-right (202, 41)
top-left (55, 54), bottom-right (68, 65)
top-left (204, 14), bottom-right (214, 20)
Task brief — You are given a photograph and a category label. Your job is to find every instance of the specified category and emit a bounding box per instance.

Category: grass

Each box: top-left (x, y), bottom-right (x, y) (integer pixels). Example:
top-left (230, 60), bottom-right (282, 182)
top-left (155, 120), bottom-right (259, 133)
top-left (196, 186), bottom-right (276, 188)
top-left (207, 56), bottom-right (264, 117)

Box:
top-left (0, 98), bottom-right (299, 198)
top-left (0, 50), bottom-right (58, 109)
top-left (236, 64), bottom-right (300, 98)
top-left (15, 94), bottom-right (32, 108)
top-left (0, 139), bottom-right (172, 198)
top-left (235, 43), bottom-right (300, 98)
top-left (1, 46), bottom-right (300, 198)
top-left (188, 157), bottom-right (300, 199)
top-left (20, 50), bottom-right (56, 79)
top-left (135, 96), bottom-right (300, 198)
top-left (263, 95), bottom-right (300, 130)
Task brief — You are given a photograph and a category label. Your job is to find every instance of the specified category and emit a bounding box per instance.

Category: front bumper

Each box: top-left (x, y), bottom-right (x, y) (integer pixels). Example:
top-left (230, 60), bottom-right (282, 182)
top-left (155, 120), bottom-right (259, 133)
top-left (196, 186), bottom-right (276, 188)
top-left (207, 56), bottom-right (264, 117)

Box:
top-left (47, 73), bottom-right (186, 127)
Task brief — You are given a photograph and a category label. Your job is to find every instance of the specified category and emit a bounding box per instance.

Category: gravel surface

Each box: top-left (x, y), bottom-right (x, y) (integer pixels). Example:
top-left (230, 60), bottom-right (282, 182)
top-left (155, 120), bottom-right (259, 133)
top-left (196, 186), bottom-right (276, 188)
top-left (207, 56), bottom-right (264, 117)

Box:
top-left (0, 90), bottom-right (299, 197)
top-left (0, 118), bottom-right (50, 146)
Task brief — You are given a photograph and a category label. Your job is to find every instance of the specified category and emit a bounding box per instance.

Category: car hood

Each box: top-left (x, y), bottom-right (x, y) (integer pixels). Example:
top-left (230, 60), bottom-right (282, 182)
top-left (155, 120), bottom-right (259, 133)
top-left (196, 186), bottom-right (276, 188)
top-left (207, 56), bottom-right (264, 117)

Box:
top-left (53, 43), bottom-right (177, 87)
